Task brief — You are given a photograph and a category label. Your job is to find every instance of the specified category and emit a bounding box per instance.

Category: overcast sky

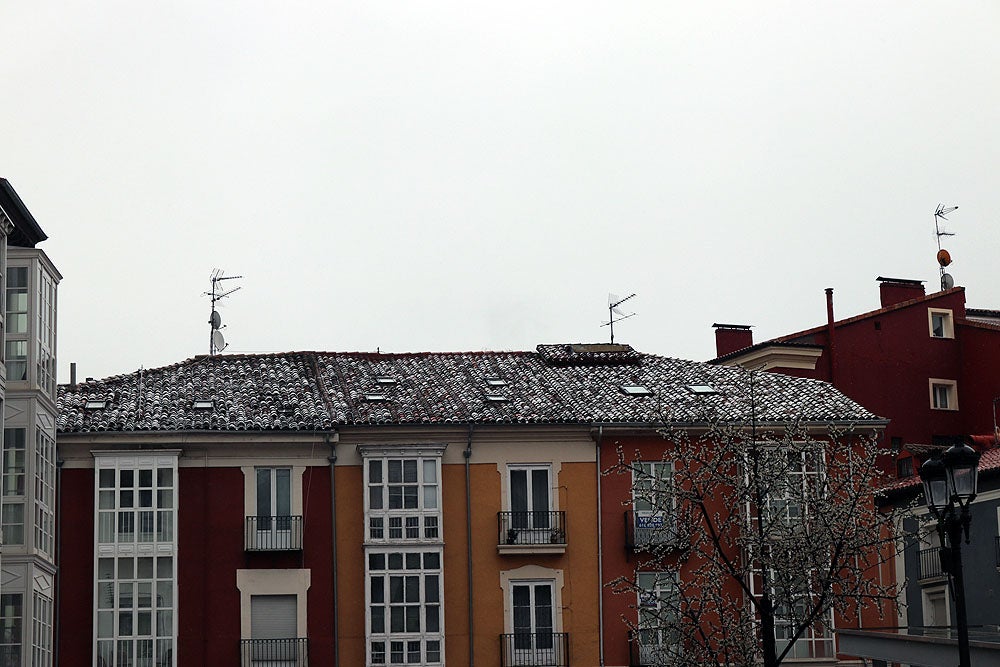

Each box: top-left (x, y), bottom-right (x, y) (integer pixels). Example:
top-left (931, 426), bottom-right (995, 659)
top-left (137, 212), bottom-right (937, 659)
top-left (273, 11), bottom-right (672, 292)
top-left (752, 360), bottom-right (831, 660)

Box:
top-left (3, 2), bottom-right (998, 383)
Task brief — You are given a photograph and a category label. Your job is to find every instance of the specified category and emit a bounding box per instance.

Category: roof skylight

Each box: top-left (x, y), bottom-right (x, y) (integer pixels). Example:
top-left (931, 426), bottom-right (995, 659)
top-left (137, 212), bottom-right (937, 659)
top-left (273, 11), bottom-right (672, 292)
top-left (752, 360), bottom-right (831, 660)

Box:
top-left (192, 399), bottom-right (214, 410)
top-left (486, 377), bottom-right (508, 387)
top-left (84, 400), bottom-right (107, 410)
top-left (484, 394), bottom-right (509, 402)
top-left (365, 394), bottom-right (388, 402)
top-left (376, 377), bottom-right (397, 385)
top-left (685, 384), bottom-right (721, 395)
top-left (620, 385), bottom-right (653, 396)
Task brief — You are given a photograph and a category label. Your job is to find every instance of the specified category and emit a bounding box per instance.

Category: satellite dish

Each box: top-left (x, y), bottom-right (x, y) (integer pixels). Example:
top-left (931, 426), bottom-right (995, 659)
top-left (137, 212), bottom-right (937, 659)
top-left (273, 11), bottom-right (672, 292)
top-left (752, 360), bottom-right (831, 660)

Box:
top-left (210, 310), bottom-right (222, 329)
top-left (941, 273), bottom-right (955, 290)
top-left (212, 330), bottom-right (227, 352)
top-left (937, 249), bottom-right (952, 267)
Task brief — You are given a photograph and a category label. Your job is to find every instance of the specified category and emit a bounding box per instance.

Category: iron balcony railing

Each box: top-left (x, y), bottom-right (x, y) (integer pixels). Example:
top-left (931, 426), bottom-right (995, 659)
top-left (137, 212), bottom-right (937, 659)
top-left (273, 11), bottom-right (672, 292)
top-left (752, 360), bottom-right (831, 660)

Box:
top-left (245, 516), bottom-right (303, 551)
top-left (240, 638), bottom-right (308, 667)
top-left (629, 633), bottom-right (679, 667)
top-left (498, 511), bottom-right (567, 547)
top-left (918, 547), bottom-right (945, 580)
top-left (500, 632), bottom-right (569, 666)
top-left (624, 510), bottom-right (680, 552)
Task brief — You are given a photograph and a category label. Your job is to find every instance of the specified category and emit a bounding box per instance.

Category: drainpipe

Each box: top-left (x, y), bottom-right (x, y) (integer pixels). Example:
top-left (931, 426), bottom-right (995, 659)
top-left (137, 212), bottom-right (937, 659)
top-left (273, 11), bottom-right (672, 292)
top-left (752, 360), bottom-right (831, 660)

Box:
top-left (825, 288), bottom-right (836, 384)
top-left (464, 425), bottom-right (475, 667)
top-left (595, 426), bottom-right (605, 666)
top-left (54, 458), bottom-right (63, 667)
top-left (327, 436), bottom-right (339, 667)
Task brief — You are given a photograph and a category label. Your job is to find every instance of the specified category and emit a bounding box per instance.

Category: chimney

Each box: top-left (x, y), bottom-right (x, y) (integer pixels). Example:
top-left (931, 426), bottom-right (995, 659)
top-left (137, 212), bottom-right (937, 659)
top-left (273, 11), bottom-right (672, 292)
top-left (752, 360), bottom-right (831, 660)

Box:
top-left (877, 276), bottom-right (925, 308)
top-left (713, 323), bottom-right (753, 357)
top-left (70, 362), bottom-right (77, 388)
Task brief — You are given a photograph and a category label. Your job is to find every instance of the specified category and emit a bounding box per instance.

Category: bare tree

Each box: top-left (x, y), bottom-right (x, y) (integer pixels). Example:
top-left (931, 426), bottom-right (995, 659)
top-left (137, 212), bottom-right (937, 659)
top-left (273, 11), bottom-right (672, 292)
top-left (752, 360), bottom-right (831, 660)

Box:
top-left (610, 373), bottom-right (905, 667)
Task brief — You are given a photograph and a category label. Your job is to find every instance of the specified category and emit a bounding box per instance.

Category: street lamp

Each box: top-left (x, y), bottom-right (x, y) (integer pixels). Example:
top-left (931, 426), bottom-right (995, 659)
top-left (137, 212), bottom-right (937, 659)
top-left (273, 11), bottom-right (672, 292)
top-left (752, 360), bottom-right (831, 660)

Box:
top-left (919, 443), bottom-right (981, 667)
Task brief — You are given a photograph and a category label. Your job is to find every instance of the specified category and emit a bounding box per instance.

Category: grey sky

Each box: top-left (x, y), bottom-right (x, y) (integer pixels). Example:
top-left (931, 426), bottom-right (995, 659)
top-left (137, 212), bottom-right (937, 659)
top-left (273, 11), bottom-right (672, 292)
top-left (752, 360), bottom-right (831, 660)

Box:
top-left (3, 2), bottom-right (998, 383)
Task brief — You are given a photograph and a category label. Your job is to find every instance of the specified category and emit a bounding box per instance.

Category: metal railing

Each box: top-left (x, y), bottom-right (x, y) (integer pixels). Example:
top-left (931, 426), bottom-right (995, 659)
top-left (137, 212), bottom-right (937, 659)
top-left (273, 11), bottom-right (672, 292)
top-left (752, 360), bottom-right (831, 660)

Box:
top-left (629, 634), bottom-right (679, 667)
top-left (624, 510), bottom-right (680, 551)
top-left (498, 511), bottom-right (567, 547)
top-left (240, 638), bottom-right (308, 666)
top-left (500, 632), bottom-right (569, 666)
top-left (245, 516), bottom-right (303, 551)
top-left (919, 547), bottom-right (945, 580)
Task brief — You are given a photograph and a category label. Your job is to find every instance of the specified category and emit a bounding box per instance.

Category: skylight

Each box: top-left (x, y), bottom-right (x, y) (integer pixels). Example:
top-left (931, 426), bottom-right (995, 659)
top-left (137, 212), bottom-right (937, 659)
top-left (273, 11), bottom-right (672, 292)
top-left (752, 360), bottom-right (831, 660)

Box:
top-left (84, 400), bottom-right (107, 410)
top-left (685, 384), bottom-right (720, 396)
top-left (620, 385), bottom-right (653, 396)
top-left (486, 377), bottom-right (508, 387)
top-left (376, 377), bottom-right (397, 385)
top-left (192, 399), bottom-right (214, 410)
top-left (365, 394), bottom-right (388, 402)
top-left (484, 394), bottom-right (509, 402)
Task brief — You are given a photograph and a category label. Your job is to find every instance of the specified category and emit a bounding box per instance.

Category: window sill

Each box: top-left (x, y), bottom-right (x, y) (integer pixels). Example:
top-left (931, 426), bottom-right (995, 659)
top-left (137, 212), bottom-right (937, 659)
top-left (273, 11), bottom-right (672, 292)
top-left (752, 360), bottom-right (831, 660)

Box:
top-left (497, 544), bottom-right (566, 555)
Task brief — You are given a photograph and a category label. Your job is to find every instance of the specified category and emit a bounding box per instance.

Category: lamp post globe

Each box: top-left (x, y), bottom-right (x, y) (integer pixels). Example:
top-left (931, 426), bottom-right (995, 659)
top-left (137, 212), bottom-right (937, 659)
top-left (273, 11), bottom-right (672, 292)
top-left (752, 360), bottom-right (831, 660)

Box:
top-left (918, 455), bottom-right (950, 514)
top-left (943, 443), bottom-right (980, 506)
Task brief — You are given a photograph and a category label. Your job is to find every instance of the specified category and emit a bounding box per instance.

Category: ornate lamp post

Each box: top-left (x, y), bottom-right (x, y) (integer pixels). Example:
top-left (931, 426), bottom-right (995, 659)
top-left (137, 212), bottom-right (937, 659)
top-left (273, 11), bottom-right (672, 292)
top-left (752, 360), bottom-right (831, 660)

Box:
top-left (919, 443), bottom-right (981, 667)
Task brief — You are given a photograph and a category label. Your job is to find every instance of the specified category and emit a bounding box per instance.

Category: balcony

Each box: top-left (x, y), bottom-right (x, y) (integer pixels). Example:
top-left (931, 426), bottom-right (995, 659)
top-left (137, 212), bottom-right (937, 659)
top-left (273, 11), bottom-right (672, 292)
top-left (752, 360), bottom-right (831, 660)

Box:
top-left (500, 632), bottom-right (569, 666)
top-left (918, 547), bottom-right (945, 580)
top-left (624, 511), bottom-right (681, 553)
top-left (629, 634), bottom-right (678, 667)
top-left (497, 511), bottom-right (567, 555)
top-left (245, 516), bottom-right (303, 551)
top-left (240, 638), bottom-right (308, 666)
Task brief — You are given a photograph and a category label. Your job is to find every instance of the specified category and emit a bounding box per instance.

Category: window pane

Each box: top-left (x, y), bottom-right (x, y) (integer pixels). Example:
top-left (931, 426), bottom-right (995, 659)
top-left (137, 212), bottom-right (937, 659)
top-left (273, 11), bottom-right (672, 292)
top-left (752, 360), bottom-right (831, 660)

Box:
top-left (422, 460), bottom-right (436, 483)
top-left (403, 460), bottom-right (417, 483)
top-left (275, 470), bottom-right (291, 517)
top-left (368, 459), bottom-right (382, 483)
top-left (256, 469), bottom-right (271, 517)
top-left (510, 470), bottom-right (527, 513)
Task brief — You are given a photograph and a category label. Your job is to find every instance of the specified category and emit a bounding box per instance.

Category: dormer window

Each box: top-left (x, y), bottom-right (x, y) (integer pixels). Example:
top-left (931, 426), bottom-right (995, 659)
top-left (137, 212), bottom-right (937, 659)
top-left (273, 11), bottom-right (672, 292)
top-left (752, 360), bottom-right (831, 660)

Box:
top-left (192, 400), bottom-right (214, 410)
top-left (621, 385), bottom-right (653, 396)
top-left (84, 400), bottom-right (107, 410)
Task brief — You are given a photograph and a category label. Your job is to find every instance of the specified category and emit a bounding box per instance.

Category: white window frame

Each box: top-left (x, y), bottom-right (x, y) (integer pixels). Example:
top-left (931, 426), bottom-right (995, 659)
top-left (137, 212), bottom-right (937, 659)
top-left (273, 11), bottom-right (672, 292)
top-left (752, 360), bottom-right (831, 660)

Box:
top-left (360, 445), bottom-right (445, 545)
top-left (631, 461), bottom-right (676, 545)
top-left (93, 452), bottom-right (178, 667)
top-left (506, 464), bottom-right (554, 538)
top-left (500, 565), bottom-right (565, 665)
top-left (928, 308), bottom-right (955, 339)
top-left (236, 569), bottom-right (310, 640)
top-left (365, 548), bottom-right (444, 666)
top-left (636, 571), bottom-right (680, 664)
top-left (929, 379), bottom-right (958, 411)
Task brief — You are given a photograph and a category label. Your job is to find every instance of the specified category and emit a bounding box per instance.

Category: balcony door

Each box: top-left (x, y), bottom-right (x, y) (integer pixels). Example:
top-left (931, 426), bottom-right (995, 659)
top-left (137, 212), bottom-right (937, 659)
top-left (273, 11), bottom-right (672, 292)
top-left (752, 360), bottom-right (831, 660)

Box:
top-left (510, 582), bottom-right (554, 666)
top-left (256, 468), bottom-right (291, 550)
top-left (509, 466), bottom-right (550, 542)
top-left (632, 462), bottom-right (674, 546)
top-left (248, 595), bottom-right (298, 667)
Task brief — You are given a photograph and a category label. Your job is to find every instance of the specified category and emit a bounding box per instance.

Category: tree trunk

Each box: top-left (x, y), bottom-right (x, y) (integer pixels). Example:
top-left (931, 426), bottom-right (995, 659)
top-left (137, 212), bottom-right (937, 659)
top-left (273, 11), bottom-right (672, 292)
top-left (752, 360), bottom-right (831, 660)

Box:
top-left (759, 595), bottom-right (779, 667)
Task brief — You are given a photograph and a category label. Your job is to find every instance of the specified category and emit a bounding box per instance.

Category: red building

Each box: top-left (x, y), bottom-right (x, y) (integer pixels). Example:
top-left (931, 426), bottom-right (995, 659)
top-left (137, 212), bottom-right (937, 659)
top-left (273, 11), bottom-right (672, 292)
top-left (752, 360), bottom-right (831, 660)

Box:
top-left (711, 277), bottom-right (1000, 476)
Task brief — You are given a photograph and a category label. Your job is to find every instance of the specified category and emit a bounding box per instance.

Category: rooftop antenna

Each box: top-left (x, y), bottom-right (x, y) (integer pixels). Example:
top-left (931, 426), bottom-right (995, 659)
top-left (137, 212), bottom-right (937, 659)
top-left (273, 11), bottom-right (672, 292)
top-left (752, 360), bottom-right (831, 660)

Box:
top-left (204, 269), bottom-right (242, 355)
top-left (934, 204), bottom-right (958, 290)
top-left (601, 292), bottom-right (636, 344)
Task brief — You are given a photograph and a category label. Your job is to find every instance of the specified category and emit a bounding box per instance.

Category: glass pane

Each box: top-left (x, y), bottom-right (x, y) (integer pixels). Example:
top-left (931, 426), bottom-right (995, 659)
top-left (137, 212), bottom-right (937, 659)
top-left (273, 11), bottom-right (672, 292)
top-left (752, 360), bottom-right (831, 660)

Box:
top-left (425, 575), bottom-right (439, 603)
top-left (157, 557), bottom-right (172, 579)
top-left (119, 557), bottom-right (134, 579)
top-left (256, 469), bottom-right (271, 517)
top-left (275, 469), bottom-right (291, 517)
top-left (422, 460), bottom-right (436, 483)
top-left (156, 582), bottom-right (172, 608)
top-left (156, 610), bottom-right (172, 637)
top-left (405, 553), bottom-right (420, 569)
top-left (403, 460), bottom-right (417, 483)
top-left (405, 606), bottom-right (420, 632)
top-left (423, 485), bottom-right (437, 509)
top-left (532, 469), bottom-right (549, 512)
top-left (423, 552), bottom-right (439, 569)
top-left (137, 558), bottom-right (154, 579)
top-left (404, 576), bottom-right (419, 603)
top-left (157, 468), bottom-right (173, 488)
top-left (403, 486), bottom-right (417, 509)
top-left (369, 486), bottom-right (383, 510)
top-left (390, 576), bottom-right (404, 603)
top-left (368, 459), bottom-right (382, 483)
top-left (388, 460), bottom-right (402, 483)
top-left (371, 606), bottom-right (384, 633)
top-left (390, 607), bottom-right (403, 633)
top-left (371, 576), bottom-right (384, 603)
top-left (139, 470), bottom-right (153, 487)
top-left (510, 470), bottom-right (527, 513)
top-left (425, 605), bottom-right (439, 632)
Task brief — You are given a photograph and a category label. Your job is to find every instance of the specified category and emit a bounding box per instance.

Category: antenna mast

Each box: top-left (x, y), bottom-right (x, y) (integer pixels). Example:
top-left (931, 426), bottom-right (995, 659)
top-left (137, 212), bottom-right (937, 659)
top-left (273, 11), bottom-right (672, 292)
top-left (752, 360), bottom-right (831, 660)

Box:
top-left (933, 204), bottom-right (957, 291)
top-left (204, 269), bottom-right (242, 355)
top-left (602, 292), bottom-right (636, 344)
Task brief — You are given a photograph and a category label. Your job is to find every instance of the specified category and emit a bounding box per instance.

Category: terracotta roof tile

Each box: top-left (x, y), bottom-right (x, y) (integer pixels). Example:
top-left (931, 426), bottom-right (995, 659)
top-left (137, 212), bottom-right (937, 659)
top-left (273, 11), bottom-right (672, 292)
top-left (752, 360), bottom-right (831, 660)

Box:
top-left (57, 347), bottom-right (882, 434)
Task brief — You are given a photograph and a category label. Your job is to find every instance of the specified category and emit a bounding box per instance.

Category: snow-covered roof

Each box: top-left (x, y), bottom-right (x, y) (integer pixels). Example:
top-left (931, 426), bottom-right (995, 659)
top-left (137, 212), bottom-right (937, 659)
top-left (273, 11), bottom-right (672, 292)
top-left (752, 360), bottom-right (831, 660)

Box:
top-left (57, 345), bottom-right (881, 434)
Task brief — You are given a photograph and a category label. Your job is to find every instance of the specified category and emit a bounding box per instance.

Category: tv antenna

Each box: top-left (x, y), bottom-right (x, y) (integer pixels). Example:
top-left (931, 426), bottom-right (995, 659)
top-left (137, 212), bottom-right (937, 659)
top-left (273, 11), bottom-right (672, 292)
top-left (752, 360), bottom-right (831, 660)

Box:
top-left (601, 292), bottom-right (636, 344)
top-left (204, 269), bottom-right (242, 355)
top-left (934, 204), bottom-right (957, 290)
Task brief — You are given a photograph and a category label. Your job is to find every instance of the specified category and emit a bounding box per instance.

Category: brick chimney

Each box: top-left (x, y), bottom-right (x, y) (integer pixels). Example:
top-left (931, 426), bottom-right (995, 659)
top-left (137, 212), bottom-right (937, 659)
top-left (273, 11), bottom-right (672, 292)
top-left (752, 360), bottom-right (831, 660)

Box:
top-left (876, 277), bottom-right (925, 308)
top-left (713, 323), bottom-right (753, 357)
